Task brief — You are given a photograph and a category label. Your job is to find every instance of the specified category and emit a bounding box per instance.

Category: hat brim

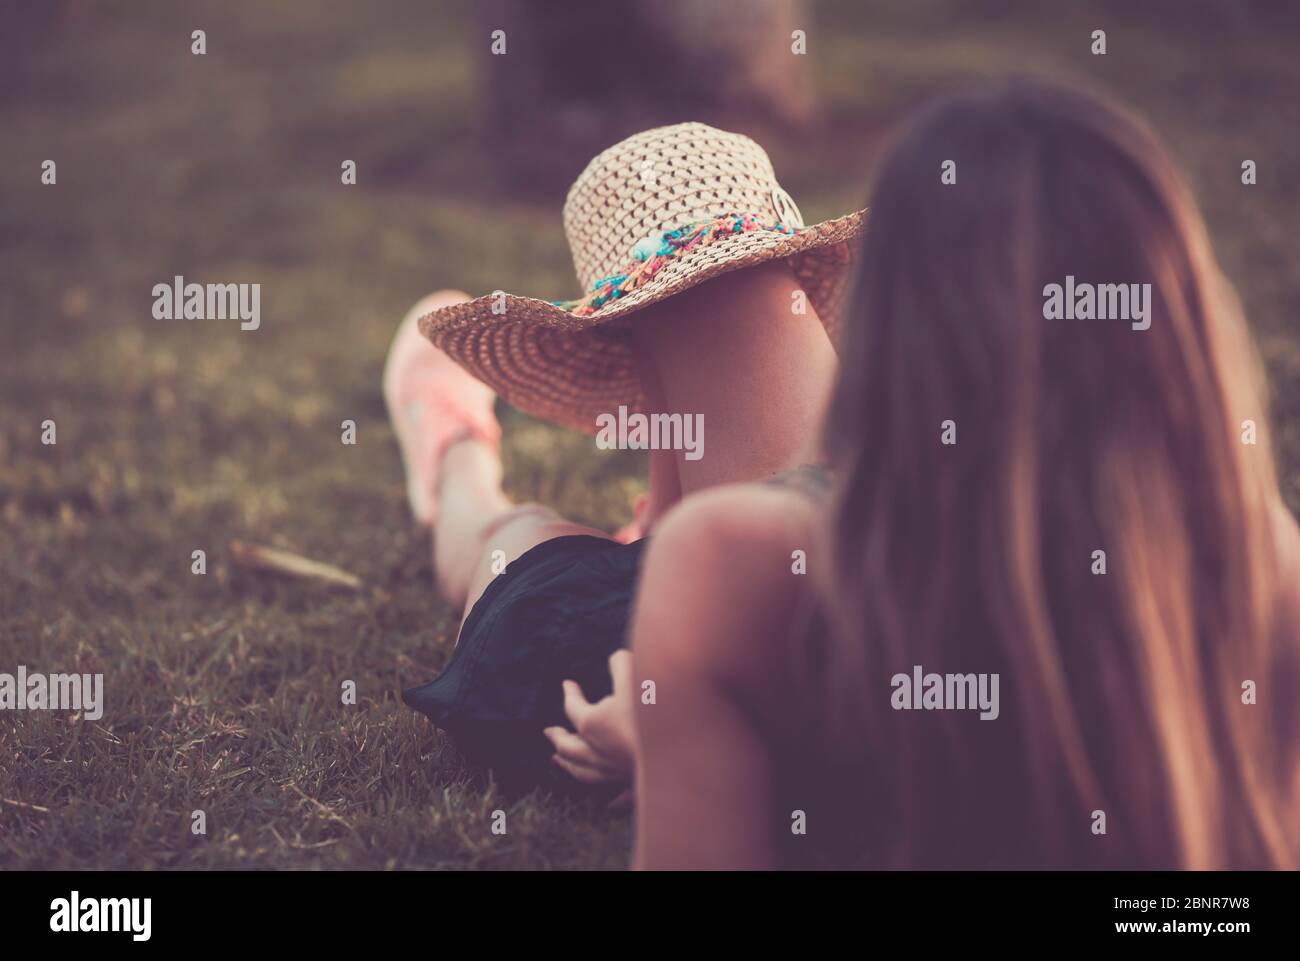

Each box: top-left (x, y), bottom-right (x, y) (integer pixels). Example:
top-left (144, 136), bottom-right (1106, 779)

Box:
top-left (421, 209), bottom-right (864, 435)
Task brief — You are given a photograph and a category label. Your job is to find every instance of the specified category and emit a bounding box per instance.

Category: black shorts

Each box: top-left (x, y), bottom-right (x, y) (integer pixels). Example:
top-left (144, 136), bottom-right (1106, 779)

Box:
top-left (402, 534), bottom-right (649, 792)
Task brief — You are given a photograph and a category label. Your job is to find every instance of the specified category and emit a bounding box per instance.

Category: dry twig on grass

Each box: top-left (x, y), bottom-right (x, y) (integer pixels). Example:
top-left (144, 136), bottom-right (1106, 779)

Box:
top-left (228, 540), bottom-right (363, 591)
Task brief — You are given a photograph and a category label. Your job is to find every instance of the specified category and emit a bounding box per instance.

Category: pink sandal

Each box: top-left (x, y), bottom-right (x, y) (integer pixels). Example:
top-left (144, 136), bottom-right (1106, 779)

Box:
top-left (383, 295), bottom-right (501, 526)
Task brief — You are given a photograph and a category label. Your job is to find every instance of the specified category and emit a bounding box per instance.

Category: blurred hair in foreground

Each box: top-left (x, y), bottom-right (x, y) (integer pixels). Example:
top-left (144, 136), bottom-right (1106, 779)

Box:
top-left (818, 77), bottom-right (1299, 869)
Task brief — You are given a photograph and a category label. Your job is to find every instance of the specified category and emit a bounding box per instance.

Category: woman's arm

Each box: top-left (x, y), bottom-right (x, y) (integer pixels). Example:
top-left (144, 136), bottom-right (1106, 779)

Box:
top-left (628, 488), bottom-right (801, 870)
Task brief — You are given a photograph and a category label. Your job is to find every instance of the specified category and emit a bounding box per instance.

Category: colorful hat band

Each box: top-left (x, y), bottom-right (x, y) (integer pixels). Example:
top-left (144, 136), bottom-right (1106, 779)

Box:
top-left (552, 213), bottom-right (798, 317)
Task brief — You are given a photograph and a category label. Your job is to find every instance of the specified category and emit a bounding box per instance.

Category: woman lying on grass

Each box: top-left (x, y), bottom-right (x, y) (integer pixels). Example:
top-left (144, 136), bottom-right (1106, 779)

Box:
top-left (385, 123), bottom-right (861, 793)
top-left (553, 80), bottom-right (1300, 869)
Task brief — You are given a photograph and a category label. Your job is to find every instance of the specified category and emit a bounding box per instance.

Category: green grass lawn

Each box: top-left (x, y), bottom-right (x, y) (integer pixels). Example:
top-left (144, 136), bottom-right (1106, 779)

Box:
top-left (1, 0), bottom-right (1297, 869)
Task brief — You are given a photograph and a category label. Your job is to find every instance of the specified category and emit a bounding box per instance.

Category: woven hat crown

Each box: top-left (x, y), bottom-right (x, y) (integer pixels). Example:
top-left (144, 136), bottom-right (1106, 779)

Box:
top-left (561, 122), bottom-right (804, 291)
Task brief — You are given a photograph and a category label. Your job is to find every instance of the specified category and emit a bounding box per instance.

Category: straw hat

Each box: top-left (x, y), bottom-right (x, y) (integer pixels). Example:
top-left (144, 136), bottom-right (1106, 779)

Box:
top-left (420, 121), bottom-right (865, 435)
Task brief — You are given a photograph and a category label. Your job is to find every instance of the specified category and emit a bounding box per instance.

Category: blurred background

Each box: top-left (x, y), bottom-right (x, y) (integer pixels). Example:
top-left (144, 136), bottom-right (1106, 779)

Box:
top-left (1, 0), bottom-right (1297, 868)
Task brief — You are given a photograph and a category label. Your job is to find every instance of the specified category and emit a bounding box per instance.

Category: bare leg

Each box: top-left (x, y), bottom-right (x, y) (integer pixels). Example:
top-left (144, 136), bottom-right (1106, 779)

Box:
top-left (385, 289), bottom-right (614, 621)
top-left (431, 438), bottom-right (613, 622)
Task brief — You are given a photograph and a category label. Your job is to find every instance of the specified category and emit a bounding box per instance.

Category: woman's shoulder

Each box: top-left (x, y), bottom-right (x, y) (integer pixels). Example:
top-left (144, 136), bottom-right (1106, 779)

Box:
top-left (636, 477), bottom-right (824, 692)
top-left (648, 476), bottom-right (822, 572)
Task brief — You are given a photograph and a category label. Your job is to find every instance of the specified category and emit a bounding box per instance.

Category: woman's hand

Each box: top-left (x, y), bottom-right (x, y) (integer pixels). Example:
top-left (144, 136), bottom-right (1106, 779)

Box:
top-left (544, 650), bottom-right (637, 794)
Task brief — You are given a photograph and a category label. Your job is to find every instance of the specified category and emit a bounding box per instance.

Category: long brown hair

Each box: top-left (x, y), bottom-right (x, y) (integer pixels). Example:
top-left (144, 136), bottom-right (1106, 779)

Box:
top-left (819, 78), bottom-right (1299, 868)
